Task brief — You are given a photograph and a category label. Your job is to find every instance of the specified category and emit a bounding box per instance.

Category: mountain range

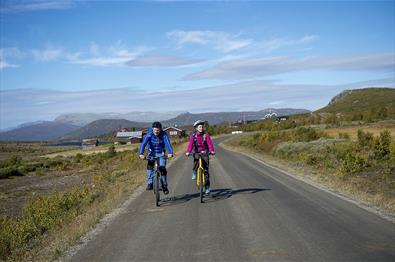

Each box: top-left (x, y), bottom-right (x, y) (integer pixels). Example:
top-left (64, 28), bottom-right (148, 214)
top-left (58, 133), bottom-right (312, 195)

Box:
top-left (3, 87), bottom-right (393, 142)
top-left (0, 121), bottom-right (80, 141)
top-left (0, 108), bottom-right (309, 141)
top-left (54, 111), bottom-right (184, 127)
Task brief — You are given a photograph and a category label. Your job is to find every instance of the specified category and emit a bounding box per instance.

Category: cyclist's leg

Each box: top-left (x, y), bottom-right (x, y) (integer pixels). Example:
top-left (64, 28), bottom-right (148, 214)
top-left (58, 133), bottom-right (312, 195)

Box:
top-left (158, 154), bottom-right (169, 192)
top-left (192, 155), bottom-right (198, 179)
top-left (146, 160), bottom-right (155, 190)
top-left (202, 155), bottom-right (210, 189)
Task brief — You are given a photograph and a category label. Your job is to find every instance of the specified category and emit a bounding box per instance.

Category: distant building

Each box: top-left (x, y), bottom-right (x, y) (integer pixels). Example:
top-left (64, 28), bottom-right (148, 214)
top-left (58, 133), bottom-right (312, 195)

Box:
top-left (82, 138), bottom-right (99, 149)
top-left (276, 116), bottom-right (289, 122)
top-left (116, 130), bottom-right (143, 144)
top-left (231, 131), bottom-right (243, 135)
top-left (164, 127), bottom-right (185, 138)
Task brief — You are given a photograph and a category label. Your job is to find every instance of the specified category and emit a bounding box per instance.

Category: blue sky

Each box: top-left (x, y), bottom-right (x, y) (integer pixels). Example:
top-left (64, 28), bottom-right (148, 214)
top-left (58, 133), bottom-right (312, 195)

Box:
top-left (0, 0), bottom-right (394, 129)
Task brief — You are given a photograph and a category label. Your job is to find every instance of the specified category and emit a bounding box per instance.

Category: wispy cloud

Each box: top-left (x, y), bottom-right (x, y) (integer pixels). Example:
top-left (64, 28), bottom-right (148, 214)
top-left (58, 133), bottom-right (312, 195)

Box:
top-left (0, 59), bottom-right (19, 69)
top-left (126, 56), bottom-right (204, 67)
top-left (67, 41), bottom-right (149, 66)
top-left (260, 35), bottom-right (319, 52)
top-left (167, 30), bottom-right (253, 53)
top-left (0, 48), bottom-right (23, 69)
top-left (184, 52), bottom-right (395, 80)
top-left (32, 46), bottom-right (64, 61)
top-left (0, 0), bottom-right (74, 13)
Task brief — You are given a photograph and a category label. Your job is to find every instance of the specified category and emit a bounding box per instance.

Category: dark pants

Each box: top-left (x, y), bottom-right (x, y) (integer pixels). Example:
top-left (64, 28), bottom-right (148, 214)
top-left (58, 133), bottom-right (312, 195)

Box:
top-left (193, 154), bottom-right (210, 187)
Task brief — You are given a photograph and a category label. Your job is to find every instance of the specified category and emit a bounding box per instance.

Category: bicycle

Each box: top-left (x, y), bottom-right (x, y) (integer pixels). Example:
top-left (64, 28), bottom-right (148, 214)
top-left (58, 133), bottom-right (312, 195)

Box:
top-left (189, 152), bottom-right (210, 203)
top-left (145, 156), bottom-right (166, 207)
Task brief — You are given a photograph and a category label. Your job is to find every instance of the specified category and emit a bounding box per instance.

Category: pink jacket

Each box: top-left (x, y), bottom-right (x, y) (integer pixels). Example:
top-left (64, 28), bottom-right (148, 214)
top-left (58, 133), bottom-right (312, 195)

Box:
top-left (187, 131), bottom-right (215, 153)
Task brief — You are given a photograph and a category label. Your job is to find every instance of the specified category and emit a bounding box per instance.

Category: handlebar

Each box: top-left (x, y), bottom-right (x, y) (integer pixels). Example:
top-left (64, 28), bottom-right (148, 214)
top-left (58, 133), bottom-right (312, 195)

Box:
top-left (143, 155), bottom-right (168, 161)
top-left (187, 152), bottom-right (214, 158)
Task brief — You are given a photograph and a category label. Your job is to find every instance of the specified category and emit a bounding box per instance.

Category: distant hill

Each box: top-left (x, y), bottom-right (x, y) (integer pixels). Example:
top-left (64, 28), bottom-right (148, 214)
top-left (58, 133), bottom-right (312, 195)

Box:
top-left (60, 119), bottom-right (150, 140)
top-left (316, 88), bottom-right (395, 114)
top-left (1, 108), bottom-right (310, 141)
top-left (0, 121), bottom-right (80, 141)
top-left (55, 111), bottom-right (185, 126)
top-left (163, 108), bottom-right (310, 126)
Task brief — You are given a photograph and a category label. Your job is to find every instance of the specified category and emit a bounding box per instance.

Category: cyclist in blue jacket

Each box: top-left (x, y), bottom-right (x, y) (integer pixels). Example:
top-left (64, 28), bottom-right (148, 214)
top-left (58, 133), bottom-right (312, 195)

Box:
top-left (139, 122), bottom-right (173, 194)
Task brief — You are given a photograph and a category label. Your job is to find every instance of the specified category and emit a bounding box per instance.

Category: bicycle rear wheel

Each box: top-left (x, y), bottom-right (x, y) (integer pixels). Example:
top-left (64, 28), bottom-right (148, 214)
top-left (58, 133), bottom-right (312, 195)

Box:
top-left (154, 171), bottom-right (160, 207)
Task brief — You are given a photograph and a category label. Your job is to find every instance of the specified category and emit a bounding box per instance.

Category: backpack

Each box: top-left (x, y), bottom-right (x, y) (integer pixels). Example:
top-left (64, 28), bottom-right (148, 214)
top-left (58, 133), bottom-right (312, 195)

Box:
top-left (192, 131), bottom-right (207, 152)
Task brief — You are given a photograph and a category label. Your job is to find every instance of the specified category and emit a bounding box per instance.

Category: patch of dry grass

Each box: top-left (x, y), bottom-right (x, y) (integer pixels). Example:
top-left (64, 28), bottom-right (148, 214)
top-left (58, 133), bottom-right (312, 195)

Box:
top-left (325, 126), bottom-right (395, 140)
top-left (42, 143), bottom-right (138, 158)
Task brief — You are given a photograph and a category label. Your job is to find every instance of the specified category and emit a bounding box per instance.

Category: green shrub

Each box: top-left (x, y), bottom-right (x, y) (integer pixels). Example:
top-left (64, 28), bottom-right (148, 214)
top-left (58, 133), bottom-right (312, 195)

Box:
top-left (106, 145), bottom-right (116, 158)
top-left (0, 155), bottom-right (22, 169)
top-left (74, 153), bottom-right (83, 163)
top-left (357, 129), bottom-right (374, 149)
top-left (374, 130), bottom-right (392, 160)
top-left (339, 152), bottom-right (367, 176)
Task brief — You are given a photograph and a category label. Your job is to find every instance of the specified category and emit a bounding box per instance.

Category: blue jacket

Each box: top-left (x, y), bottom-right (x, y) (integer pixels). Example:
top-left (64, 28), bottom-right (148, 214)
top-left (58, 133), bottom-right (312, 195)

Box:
top-left (139, 128), bottom-right (173, 156)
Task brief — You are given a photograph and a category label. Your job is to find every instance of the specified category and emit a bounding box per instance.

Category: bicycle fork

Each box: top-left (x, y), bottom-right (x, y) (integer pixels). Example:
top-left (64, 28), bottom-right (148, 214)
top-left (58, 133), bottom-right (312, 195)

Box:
top-left (196, 158), bottom-right (205, 187)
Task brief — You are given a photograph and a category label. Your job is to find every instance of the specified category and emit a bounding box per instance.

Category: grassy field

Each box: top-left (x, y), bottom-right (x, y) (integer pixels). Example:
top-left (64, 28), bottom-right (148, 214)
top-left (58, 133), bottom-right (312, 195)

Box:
top-left (42, 143), bottom-right (139, 158)
top-left (0, 142), bottom-right (80, 161)
top-left (0, 140), bottom-right (186, 261)
top-left (325, 126), bottom-right (395, 140)
top-left (325, 120), bottom-right (395, 140)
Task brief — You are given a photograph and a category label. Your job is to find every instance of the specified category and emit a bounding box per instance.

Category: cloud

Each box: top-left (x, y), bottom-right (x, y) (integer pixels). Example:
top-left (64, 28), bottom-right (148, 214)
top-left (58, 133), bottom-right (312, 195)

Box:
top-left (261, 35), bottom-right (319, 52)
top-left (67, 41), bottom-right (149, 66)
top-left (126, 56), bottom-right (204, 67)
top-left (2, 78), bottom-right (393, 129)
top-left (0, 48), bottom-right (23, 69)
top-left (0, 59), bottom-right (19, 69)
top-left (167, 30), bottom-right (253, 52)
top-left (184, 52), bottom-right (395, 80)
top-left (0, 0), bottom-right (74, 13)
top-left (32, 47), bottom-right (64, 61)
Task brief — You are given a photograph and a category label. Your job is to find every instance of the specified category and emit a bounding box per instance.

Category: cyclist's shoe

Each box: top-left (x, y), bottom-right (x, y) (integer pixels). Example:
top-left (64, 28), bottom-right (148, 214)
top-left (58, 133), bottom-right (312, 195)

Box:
top-left (192, 171), bottom-right (196, 180)
top-left (146, 183), bottom-right (153, 191)
top-left (163, 186), bottom-right (169, 195)
top-left (205, 186), bottom-right (210, 195)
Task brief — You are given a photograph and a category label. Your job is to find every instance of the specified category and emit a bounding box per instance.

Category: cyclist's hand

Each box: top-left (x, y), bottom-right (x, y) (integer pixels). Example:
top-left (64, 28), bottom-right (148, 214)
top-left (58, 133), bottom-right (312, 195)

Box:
top-left (139, 155), bottom-right (145, 160)
top-left (210, 152), bottom-right (216, 155)
top-left (185, 152), bottom-right (190, 157)
top-left (167, 154), bottom-right (173, 158)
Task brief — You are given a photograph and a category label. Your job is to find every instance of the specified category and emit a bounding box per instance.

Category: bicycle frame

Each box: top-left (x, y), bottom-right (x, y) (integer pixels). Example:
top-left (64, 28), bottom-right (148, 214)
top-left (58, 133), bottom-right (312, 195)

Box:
top-left (145, 156), bottom-right (164, 207)
top-left (193, 152), bottom-right (209, 203)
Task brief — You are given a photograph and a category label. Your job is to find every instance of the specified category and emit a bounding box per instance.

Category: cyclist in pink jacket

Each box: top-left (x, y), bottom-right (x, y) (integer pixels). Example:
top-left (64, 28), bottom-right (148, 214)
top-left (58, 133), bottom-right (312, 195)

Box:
top-left (186, 120), bottom-right (215, 194)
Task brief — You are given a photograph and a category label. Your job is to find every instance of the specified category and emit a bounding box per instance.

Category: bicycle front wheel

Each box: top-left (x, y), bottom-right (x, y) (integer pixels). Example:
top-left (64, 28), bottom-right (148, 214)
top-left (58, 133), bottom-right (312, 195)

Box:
top-left (155, 172), bottom-right (160, 207)
top-left (198, 169), bottom-right (204, 203)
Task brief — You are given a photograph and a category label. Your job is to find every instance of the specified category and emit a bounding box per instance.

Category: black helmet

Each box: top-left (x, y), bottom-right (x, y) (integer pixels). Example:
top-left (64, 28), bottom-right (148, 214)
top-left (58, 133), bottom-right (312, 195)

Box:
top-left (152, 121), bottom-right (162, 129)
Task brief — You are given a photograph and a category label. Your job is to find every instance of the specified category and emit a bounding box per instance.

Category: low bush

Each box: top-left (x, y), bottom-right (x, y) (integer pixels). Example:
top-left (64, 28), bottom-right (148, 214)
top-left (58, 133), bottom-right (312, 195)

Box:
top-left (0, 167), bottom-right (24, 179)
top-left (357, 129), bottom-right (374, 149)
top-left (0, 186), bottom-right (92, 260)
top-left (374, 130), bottom-right (391, 160)
top-left (338, 152), bottom-right (368, 177)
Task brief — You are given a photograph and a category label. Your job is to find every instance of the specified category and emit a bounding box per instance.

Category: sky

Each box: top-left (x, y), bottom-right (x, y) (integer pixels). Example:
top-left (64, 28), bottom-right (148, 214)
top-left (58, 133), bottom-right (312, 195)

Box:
top-left (0, 0), bottom-right (394, 129)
